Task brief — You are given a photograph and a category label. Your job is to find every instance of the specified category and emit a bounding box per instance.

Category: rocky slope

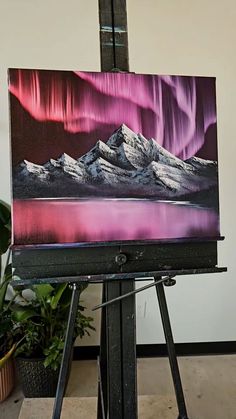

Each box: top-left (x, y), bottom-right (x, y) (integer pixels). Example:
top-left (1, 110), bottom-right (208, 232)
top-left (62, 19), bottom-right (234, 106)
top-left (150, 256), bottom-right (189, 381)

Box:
top-left (13, 124), bottom-right (218, 202)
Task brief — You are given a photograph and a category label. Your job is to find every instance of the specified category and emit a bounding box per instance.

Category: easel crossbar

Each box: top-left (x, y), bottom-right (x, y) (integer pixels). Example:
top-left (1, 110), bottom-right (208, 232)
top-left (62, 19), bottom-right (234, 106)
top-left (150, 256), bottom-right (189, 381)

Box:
top-left (11, 266), bottom-right (227, 287)
top-left (92, 275), bottom-right (173, 310)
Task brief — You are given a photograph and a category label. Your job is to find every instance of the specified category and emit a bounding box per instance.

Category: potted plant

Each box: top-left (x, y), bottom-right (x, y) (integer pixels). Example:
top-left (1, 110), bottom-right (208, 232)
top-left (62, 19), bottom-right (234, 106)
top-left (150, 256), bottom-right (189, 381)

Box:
top-left (12, 282), bottom-right (94, 397)
top-left (0, 200), bottom-right (11, 275)
top-left (0, 200), bottom-right (15, 402)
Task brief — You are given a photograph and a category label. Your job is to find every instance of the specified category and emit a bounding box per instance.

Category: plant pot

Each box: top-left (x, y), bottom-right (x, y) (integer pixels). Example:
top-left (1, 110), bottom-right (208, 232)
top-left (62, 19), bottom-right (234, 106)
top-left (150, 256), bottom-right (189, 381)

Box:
top-left (0, 357), bottom-right (14, 402)
top-left (15, 357), bottom-right (59, 398)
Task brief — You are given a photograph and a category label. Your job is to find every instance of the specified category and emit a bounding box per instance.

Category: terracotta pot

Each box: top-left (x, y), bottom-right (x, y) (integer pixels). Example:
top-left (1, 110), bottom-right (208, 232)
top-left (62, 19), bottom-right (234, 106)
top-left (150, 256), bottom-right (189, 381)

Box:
top-left (0, 357), bottom-right (14, 402)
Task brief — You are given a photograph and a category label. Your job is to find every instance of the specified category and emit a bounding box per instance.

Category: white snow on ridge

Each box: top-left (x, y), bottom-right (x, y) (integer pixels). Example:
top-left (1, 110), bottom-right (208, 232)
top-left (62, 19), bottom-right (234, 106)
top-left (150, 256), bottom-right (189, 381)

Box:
top-left (18, 160), bottom-right (50, 181)
top-left (14, 124), bottom-right (217, 199)
top-left (186, 156), bottom-right (217, 170)
top-left (87, 157), bottom-right (132, 185)
top-left (58, 153), bottom-right (77, 166)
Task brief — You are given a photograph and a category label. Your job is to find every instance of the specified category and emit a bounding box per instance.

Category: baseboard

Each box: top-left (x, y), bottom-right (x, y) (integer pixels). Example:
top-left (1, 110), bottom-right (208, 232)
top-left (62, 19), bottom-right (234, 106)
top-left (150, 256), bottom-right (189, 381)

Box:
top-left (73, 341), bottom-right (236, 360)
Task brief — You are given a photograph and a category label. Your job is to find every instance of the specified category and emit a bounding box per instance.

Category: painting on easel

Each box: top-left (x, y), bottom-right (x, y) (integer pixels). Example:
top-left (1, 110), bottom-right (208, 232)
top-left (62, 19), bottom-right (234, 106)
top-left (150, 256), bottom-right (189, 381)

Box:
top-left (9, 69), bottom-right (220, 245)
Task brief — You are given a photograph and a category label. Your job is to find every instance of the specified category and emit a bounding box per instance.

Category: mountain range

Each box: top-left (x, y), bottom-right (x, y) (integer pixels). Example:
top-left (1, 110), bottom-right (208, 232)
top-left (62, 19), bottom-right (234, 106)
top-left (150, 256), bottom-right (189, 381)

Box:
top-left (13, 124), bottom-right (218, 204)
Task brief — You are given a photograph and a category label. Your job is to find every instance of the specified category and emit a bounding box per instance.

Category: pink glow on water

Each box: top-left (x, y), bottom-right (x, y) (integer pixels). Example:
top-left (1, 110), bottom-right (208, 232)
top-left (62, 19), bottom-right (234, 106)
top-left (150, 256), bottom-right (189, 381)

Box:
top-left (9, 70), bottom-right (217, 160)
top-left (13, 199), bottom-right (219, 245)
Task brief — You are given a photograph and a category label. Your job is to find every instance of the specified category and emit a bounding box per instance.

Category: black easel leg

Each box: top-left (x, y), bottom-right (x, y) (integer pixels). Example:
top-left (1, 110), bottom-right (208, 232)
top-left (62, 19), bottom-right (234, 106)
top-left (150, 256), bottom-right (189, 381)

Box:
top-left (97, 285), bottom-right (108, 419)
top-left (106, 281), bottom-right (123, 418)
top-left (121, 280), bottom-right (137, 419)
top-left (52, 283), bottom-right (80, 419)
top-left (155, 279), bottom-right (189, 419)
top-left (98, 280), bottom-right (137, 419)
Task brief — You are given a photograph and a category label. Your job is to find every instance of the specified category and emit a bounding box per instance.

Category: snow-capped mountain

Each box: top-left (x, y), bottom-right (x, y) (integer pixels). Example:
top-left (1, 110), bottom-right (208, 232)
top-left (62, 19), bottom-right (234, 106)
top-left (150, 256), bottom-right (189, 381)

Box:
top-left (16, 160), bottom-right (50, 180)
top-left (13, 124), bottom-right (218, 202)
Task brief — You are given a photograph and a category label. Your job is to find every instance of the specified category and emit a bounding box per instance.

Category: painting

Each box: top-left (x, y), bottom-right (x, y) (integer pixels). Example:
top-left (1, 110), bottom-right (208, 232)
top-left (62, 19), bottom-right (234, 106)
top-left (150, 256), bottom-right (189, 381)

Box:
top-left (9, 69), bottom-right (220, 246)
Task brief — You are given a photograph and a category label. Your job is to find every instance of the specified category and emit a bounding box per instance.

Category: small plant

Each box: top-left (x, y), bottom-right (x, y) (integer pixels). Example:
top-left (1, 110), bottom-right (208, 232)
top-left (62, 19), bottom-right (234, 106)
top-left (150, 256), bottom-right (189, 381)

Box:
top-left (0, 265), bottom-right (16, 368)
top-left (0, 200), bottom-right (11, 260)
top-left (12, 283), bottom-right (95, 371)
top-left (0, 200), bottom-right (14, 368)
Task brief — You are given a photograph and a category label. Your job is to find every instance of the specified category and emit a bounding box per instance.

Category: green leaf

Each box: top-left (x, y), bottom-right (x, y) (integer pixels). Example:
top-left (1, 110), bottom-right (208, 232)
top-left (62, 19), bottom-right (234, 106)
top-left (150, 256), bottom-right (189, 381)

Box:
top-left (58, 286), bottom-right (73, 309)
top-left (3, 263), bottom-right (12, 279)
top-left (34, 284), bottom-right (54, 299)
top-left (0, 264), bottom-right (12, 311)
top-left (50, 283), bottom-right (67, 309)
top-left (12, 307), bottom-right (38, 322)
top-left (0, 225), bottom-right (11, 255)
top-left (4, 220), bottom-right (11, 232)
top-left (0, 201), bottom-right (11, 256)
top-left (43, 357), bottom-right (51, 368)
top-left (0, 201), bottom-right (11, 226)
top-left (0, 344), bottom-right (16, 369)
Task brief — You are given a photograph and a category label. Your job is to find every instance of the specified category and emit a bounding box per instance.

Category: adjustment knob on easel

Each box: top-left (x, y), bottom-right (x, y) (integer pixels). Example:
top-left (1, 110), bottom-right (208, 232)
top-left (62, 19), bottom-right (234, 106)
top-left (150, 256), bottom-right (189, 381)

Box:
top-left (115, 253), bottom-right (127, 266)
top-left (164, 277), bottom-right (176, 287)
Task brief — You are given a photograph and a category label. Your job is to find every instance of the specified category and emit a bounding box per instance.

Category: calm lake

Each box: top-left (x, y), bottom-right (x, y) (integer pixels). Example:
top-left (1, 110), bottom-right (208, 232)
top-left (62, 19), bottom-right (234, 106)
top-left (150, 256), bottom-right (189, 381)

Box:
top-left (13, 198), bottom-right (219, 245)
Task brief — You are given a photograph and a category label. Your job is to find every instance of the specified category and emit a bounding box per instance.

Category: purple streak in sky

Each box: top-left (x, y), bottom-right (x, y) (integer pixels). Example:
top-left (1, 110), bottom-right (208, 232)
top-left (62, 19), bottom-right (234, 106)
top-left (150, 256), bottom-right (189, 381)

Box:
top-left (9, 69), bottom-right (217, 160)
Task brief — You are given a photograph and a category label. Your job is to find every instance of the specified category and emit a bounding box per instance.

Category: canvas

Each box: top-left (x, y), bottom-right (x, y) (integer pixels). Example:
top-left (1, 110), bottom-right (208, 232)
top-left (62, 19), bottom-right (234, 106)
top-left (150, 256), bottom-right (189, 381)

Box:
top-left (9, 69), bottom-right (220, 246)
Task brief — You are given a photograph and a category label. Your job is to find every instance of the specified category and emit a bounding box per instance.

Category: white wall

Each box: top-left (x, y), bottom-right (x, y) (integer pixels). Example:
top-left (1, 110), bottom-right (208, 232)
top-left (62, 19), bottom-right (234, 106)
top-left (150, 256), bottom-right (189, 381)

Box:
top-left (127, 0), bottom-right (236, 343)
top-left (1, 0), bottom-right (235, 345)
top-left (0, 0), bottom-right (100, 203)
top-left (0, 0), bottom-right (102, 345)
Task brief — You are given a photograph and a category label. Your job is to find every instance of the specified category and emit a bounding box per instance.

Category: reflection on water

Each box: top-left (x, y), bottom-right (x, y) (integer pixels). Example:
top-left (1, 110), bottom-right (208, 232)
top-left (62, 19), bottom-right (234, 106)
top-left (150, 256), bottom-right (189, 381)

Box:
top-left (13, 198), bottom-right (219, 245)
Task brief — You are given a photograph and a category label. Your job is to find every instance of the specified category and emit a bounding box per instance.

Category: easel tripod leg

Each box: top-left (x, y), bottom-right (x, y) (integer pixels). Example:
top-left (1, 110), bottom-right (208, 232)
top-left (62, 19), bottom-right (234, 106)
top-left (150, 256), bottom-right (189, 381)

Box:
top-left (97, 280), bottom-right (137, 419)
top-left (52, 283), bottom-right (80, 419)
top-left (155, 279), bottom-right (189, 419)
top-left (97, 284), bottom-right (108, 419)
top-left (120, 280), bottom-right (137, 419)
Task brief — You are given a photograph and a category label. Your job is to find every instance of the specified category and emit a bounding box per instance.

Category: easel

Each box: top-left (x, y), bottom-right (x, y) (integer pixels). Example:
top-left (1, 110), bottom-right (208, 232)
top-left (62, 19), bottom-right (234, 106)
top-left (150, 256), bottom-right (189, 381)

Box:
top-left (43, 267), bottom-right (224, 419)
top-left (12, 262), bottom-right (226, 419)
top-left (11, 1), bottom-right (227, 419)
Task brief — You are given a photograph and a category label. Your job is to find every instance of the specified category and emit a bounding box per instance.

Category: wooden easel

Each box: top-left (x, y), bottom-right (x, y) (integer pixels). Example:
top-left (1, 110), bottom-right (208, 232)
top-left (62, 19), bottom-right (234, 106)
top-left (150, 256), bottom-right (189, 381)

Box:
top-left (11, 2), bottom-right (227, 419)
top-left (51, 3), bottom-right (225, 419)
top-left (48, 266), bottom-right (225, 419)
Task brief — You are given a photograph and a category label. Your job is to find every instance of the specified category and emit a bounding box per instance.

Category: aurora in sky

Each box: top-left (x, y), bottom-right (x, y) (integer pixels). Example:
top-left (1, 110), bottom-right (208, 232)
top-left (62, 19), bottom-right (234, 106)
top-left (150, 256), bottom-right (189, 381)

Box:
top-left (9, 69), bottom-right (217, 165)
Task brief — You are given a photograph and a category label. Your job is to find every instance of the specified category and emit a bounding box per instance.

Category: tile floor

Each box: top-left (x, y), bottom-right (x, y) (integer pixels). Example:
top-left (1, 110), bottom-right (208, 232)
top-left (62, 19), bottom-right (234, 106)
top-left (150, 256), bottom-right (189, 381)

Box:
top-left (1, 355), bottom-right (236, 419)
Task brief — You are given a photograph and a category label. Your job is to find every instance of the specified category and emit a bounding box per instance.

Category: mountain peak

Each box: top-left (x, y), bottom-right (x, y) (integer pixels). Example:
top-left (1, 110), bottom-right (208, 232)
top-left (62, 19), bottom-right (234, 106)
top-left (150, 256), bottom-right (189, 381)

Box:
top-left (116, 123), bottom-right (135, 136)
top-left (95, 140), bottom-right (107, 150)
top-left (17, 159), bottom-right (49, 180)
top-left (107, 124), bottom-right (138, 148)
top-left (57, 153), bottom-right (77, 165)
top-left (20, 160), bottom-right (45, 172)
top-left (22, 159), bottom-right (40, 167)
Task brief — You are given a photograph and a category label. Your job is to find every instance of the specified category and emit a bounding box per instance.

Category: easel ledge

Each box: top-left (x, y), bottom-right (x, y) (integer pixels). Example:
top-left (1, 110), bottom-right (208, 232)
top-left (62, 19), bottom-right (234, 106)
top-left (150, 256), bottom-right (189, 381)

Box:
top-left (11, 236), bottom-right (225, 282)
top-left (11, 266), bottom-right (227, 287)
